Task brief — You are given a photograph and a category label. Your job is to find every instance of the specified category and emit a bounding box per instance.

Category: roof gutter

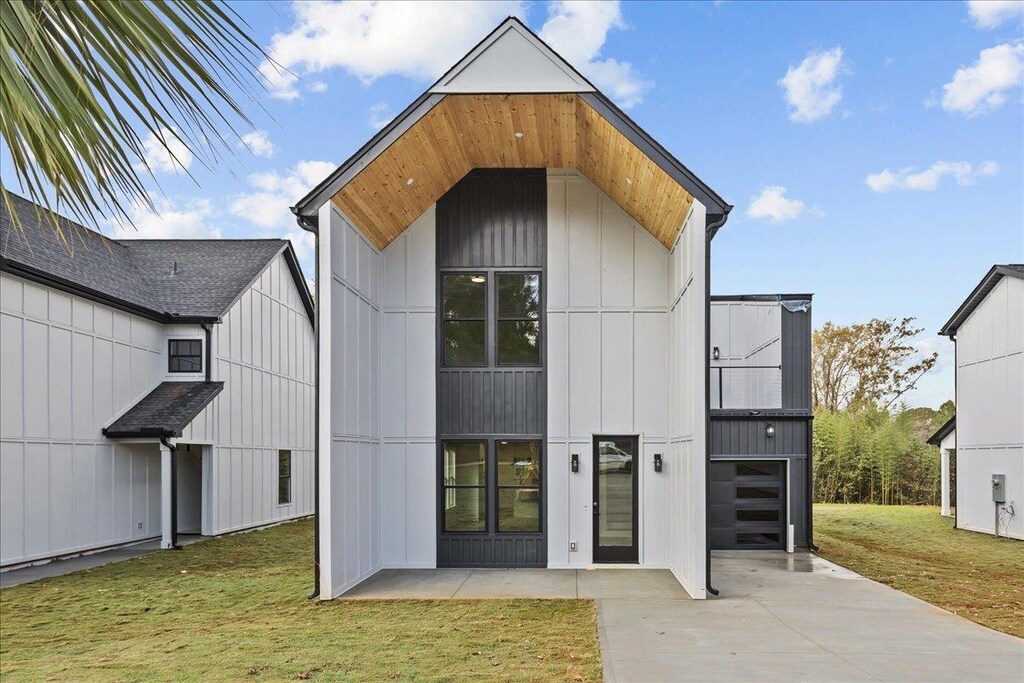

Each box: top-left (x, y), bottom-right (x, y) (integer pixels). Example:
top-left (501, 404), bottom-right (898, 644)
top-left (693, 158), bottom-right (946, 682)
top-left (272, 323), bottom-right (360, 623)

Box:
top-left (704, 211), bottom-right (729, 599)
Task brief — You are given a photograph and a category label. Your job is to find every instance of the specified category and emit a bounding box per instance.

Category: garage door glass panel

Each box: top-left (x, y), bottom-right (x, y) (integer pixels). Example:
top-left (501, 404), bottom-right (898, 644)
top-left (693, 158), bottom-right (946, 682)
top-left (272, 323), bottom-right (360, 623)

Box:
top-left (736, 462), bottom-right (780, 477)
top-left (736, 509), bottom-right (779, 522)
top-left (737, 486), bottom-right (779, 499)
top-left (736, 532), bottom-right (780, 546)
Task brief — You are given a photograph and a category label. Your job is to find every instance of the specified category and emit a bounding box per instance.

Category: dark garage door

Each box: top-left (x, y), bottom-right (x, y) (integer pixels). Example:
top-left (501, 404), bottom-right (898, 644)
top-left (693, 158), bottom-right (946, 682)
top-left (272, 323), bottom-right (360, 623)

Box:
top-left (710, 460), bottom-right (786, 550)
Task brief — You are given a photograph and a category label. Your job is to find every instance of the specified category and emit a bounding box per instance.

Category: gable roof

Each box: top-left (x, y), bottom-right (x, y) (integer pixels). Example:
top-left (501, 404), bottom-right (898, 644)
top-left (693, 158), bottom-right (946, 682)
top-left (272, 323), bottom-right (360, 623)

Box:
top-left (927, 415), bottom-right (956, 447)
top-left (939, 264), bottom-right (1024, 337)
top-left (102, 381), bottom-right (224, 438)
top-left (292, 16), bottom-right (731, 249)
top-left (1, 193), bottom-right (314, 325)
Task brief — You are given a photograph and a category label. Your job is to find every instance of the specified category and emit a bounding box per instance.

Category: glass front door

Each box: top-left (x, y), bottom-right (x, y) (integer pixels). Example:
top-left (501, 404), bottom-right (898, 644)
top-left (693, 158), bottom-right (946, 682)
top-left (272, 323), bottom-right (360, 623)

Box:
top-left (593, 436), bottom-right (639, 563)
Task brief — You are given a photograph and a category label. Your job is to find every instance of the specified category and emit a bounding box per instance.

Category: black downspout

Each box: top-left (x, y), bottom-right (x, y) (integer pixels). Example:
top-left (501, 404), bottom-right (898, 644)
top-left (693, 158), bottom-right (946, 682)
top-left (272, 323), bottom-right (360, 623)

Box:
top-left (160, 435), bottom-right (181, 549)
top-left (296, 212), bottom-right (320, 600)
top-left (201, 324), bottom-right (213, 383)
top-left (705, 211), bottom-right (729, 597)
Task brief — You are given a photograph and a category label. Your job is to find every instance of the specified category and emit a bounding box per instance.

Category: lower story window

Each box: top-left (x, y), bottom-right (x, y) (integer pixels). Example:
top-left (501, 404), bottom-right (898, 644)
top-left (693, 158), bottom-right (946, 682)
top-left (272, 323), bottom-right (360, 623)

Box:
top-left (443, 442), bottom-right (486, 531)
top-left (278, 450), bottom-right (292, 505)
top-left (497, 441), bottom-right (541, 532)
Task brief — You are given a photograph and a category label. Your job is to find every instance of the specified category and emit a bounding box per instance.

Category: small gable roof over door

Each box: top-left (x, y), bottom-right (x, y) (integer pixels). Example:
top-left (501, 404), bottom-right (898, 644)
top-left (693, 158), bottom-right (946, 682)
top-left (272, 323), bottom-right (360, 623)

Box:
top-left (293, 17), bottom-right (731, 250)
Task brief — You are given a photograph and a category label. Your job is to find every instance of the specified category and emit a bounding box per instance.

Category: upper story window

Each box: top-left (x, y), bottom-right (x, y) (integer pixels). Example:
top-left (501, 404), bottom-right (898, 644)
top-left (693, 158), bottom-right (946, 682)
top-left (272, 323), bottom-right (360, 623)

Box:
top-left (168, 339), bottom-right (203, 373)
top-left (442, 273), bottom-right (487, 366)
top-left (497, 273), bottom-right (541, 365)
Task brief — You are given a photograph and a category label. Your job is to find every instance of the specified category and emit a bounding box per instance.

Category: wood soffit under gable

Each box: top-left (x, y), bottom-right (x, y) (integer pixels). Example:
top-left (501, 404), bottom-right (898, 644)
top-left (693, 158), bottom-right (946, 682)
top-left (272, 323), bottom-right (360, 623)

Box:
top-left (331, 94), bottom-right (696, 250)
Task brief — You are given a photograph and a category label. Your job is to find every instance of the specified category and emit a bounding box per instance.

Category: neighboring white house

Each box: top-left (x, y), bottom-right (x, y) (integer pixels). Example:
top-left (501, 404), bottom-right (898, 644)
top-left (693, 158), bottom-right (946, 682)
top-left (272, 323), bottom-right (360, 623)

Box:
top-left (289, 18), bottom-right (735, 599)
top-left (932, 264), bottom-right (1023, 540)
top-left (0, 194), bottom-right (315, 568)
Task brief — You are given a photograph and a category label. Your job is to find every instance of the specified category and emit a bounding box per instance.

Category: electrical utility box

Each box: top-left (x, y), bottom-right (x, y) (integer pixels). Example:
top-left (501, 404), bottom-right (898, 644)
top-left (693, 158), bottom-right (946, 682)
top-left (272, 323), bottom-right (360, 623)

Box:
top-left (992, 474), bottom-right (1006, 503)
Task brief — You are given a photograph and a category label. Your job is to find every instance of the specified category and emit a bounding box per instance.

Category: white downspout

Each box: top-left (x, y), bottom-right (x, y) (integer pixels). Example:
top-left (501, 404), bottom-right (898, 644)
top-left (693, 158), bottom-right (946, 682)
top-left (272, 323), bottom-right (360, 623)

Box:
top-left (940, 448), bottom-right (951, 517)
top-left (159, 439), bottom-right (176, 549)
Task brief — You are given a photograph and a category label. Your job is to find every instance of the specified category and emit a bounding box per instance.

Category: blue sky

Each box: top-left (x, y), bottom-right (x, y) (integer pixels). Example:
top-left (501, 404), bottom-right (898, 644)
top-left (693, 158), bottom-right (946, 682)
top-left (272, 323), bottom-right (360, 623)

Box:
top-left (3, 1), bottom-right (1023, 408)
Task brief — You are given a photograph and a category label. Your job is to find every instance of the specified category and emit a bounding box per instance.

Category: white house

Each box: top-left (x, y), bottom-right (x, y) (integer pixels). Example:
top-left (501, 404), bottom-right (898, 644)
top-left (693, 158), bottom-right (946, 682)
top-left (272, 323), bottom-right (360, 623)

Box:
top-left (932, 264), bottom-right (1023, 540)
top-left (0, 194), bottom-right (315, 568)
top-left (290, 18), bottom-right (739, 599)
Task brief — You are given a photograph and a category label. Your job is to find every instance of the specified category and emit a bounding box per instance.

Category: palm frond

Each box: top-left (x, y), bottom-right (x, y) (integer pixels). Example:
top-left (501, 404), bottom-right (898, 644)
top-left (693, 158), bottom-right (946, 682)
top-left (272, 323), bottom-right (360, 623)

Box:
top-left (0, 0), bottom-right (272, 241)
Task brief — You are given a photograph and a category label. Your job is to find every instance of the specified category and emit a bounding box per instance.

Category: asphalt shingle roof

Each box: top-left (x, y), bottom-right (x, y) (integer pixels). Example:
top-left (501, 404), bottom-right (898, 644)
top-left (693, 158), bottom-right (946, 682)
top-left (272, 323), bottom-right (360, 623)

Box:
top-left (1, 193), bottom-right (310, 322)
top-left (102, 382), bottom-right (224, 438)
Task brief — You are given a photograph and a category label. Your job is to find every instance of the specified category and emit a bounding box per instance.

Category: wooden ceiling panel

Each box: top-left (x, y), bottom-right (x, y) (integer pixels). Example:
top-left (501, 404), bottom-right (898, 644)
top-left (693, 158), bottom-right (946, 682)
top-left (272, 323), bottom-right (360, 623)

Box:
top-left (332, 94), bottom-right (695, 250)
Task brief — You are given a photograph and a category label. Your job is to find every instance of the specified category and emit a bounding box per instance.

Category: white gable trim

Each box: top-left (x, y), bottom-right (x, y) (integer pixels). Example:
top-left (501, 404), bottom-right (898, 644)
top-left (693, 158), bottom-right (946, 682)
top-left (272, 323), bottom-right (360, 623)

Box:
top-left (430, 18), bottom-right (595, 94)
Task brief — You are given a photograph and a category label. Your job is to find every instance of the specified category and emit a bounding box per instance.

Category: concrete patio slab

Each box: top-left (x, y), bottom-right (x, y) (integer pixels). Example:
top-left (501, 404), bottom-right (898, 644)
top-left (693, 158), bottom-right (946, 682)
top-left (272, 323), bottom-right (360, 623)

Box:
top-left (341, 569), bottom-right (473, 599)
top-left (577, 568), bottom-right (690, 600)
top-left (454, 568), bottom-right (578, 598)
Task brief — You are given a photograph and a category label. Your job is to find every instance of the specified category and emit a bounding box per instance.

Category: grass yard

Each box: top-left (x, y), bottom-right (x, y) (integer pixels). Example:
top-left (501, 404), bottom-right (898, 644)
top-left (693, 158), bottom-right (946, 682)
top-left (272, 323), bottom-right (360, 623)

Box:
top-left (0, 520), bottom-right (601, 682)
top-left (814, 504), bottom-right (1024, 638)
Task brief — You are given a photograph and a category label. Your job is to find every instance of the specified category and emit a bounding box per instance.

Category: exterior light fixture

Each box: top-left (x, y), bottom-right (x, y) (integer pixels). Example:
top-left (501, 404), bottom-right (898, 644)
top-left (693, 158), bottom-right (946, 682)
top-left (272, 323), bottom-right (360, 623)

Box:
top-left (654, 453), bottom-right (663, 472)
top-left (514, 131), bottom-right (524, 138)
top-left (406, 177), bottom-right (414, 186)
top-left (766, 423), bottom-right (775, 438)
top-left (571, 453), bottom-right (579, 473)
top-left (470, 275), bottom-right (486, 284)
top-left (712, 346), bottom-right (720, 360)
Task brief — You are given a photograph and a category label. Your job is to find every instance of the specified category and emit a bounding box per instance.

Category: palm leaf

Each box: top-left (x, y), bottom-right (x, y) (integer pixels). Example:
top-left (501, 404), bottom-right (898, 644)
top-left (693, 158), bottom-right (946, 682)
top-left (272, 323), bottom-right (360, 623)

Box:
top-left (0, 0), bottom-right (273, 243)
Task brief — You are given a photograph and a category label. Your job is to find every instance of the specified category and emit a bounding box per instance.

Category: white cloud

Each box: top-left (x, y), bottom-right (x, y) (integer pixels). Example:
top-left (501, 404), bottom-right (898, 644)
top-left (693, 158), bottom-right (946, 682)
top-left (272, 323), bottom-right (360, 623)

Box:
top-left (539, 1), bottom-right (652, 108)
top-left (778, 47), bottom-right (846, 123)
top-left (136, 127), bottom-right (192, 174)
top-left (228, 160), bottom-right (334, 259)
top-left (111, 196), bottom-right (219, 240)
top-left (240, 130), bottom-right (275, 158)
top-left (966, 0), bottom-right (1024, 29)
top-left (309, 80), bottom-right (328, 93)
top-left (866, 160), bottom-right (998, 192)
top-left (746, 186), bottom-right (815, 223)
top-left (260, 1), bottom-right (524, 98)
top-left (368, 102), bottom-right (394, 130)
top-left (941, 42), bottom-right (1024, 115)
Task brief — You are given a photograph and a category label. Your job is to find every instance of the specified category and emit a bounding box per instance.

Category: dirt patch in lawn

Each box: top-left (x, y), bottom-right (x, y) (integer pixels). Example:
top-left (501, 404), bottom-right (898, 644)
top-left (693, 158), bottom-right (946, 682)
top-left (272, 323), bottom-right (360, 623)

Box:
top-left (814, 504), bottom-right (1024, 638)
top-left (0, 520), bottom-right (601, 682)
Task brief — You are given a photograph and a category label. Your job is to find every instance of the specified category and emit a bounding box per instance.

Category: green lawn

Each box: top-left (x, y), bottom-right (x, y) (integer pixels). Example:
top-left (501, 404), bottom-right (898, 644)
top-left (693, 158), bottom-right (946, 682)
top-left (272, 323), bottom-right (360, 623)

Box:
top-left (814, 504), bottom-right (1024, 638)
top-left (0, 520), bottom-right (601, 682)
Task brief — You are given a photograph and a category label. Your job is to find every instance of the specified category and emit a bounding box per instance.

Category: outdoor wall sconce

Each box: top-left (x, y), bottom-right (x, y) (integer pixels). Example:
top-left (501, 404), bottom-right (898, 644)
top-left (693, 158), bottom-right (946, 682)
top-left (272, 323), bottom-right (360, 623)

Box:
top-left (571, 453), bottom-right (579, 473)
top-left (766, 423), bottom-right (775, 438)
top-left (654, 453), bottom-right (663, 472)
top-left (712, 346), bottom-right (720, 360)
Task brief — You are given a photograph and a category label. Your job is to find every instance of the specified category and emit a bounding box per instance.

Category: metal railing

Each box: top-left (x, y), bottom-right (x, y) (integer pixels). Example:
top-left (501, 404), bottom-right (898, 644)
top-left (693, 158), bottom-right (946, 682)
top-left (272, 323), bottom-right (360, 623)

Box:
top-left (711, 365), bottom-right (783, 410)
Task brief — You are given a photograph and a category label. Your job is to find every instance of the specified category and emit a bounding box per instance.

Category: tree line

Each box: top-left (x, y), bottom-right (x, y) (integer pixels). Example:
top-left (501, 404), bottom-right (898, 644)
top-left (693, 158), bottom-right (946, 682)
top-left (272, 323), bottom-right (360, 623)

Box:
top-left (812, 317), bottom-right (950, 505)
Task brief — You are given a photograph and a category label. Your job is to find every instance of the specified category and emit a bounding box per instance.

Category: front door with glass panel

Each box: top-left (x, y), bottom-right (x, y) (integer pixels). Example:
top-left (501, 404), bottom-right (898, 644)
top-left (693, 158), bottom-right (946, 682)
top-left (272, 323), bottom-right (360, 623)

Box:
top-left (593, 436), bottom-right (639, 563)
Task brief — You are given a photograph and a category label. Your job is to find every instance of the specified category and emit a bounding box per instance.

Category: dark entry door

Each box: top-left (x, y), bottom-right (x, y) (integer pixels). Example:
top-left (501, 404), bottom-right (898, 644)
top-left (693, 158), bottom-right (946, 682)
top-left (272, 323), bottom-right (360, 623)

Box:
top-left (710, 460), bottom-right (787, 550)
top-left (593, 436), bottom-right (639, 563)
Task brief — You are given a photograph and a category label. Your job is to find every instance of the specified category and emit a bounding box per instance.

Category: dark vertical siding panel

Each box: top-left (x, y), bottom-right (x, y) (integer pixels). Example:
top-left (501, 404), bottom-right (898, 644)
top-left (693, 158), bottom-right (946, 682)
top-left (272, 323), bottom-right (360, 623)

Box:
top-left (782, 308), bottom-right (812, 411)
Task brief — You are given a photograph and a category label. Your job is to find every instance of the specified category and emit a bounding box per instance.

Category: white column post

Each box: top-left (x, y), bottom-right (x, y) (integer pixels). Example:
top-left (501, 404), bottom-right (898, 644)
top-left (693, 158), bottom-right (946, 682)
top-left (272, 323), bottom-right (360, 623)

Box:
top-left (160, 441), bottom-right (174, 549)
top-left (940, 448), bottom-right (951, 517)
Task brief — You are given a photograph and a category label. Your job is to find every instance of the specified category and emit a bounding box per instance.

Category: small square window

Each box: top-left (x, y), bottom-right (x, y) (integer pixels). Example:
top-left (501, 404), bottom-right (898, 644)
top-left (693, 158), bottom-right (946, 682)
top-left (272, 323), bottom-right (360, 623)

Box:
top-left (278, 450), bottom-right (292, 505)
top-left (168, 339), bottom-right (202, 373)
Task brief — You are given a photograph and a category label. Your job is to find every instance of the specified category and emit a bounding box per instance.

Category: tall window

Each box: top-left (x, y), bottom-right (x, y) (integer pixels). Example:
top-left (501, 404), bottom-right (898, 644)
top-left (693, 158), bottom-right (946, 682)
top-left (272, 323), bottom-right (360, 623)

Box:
top-left (278, 450), bottom-right (292, 505)
top-left (497, 441), bottom-right (541, 532)
top-left (168, 339), bottom-right (202, 373)
top-left (442, 274), bottom-right (487, 365)
top-left (442, 442), bottom-right (486, 531)
top-left (497, 273), bottom-right (540, 365)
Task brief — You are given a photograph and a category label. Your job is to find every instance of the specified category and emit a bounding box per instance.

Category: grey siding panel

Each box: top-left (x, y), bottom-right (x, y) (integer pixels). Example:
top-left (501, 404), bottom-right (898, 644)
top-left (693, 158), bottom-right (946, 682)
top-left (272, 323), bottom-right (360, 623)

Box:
top-left (781, 308), bottom-right (811, 411)
top-left (710, 419), bottom-right (808, 456)
top-left (436, 169), bottom-right (547, 568)
top-left (438, 169), bottom-right (546, 268)
top-left (439, 370), bottom-right (544, 436)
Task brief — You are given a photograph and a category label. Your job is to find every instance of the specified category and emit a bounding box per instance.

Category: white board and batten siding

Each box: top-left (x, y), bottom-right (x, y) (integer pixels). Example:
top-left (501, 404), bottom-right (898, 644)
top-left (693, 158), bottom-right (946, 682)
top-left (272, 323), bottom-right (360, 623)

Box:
top-left (546, 170), bottom-right (707, 596)
top-left (955, 274), bottom-right (1024, 539)
top-left (180, 251), bottom-right (316, 535)
top-left (0, 274), bottom-right (165, 566)
top-left (318, 203), bottom-right (385, 597)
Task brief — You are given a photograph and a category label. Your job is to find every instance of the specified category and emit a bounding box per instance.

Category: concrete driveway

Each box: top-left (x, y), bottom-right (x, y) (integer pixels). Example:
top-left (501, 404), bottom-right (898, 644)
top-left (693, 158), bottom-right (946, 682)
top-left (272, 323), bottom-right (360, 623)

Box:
top-left (600, 551), bottom-right (1023, 683)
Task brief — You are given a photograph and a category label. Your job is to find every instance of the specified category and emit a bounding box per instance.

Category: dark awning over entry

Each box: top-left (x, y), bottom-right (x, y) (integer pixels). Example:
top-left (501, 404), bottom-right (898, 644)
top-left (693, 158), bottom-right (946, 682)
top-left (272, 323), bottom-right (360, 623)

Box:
top-left (102, 382), bottom-right (223, 438)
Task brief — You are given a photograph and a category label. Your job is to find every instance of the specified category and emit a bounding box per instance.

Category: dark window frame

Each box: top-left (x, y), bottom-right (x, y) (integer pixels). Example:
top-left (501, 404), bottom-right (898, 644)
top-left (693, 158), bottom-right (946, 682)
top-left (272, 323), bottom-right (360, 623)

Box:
top-left (278, 450), bottom-right (292, 505)
top-left (495, 439), bottom-right (543, 533)
top-left (441, 272), bottom-right (488, 368)
top-left (441, 440), bottom-right (488, 533)
top-left (168, 338), bottom-right (203, 374)
top-left (495, 271), bottom-right (542, 367)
